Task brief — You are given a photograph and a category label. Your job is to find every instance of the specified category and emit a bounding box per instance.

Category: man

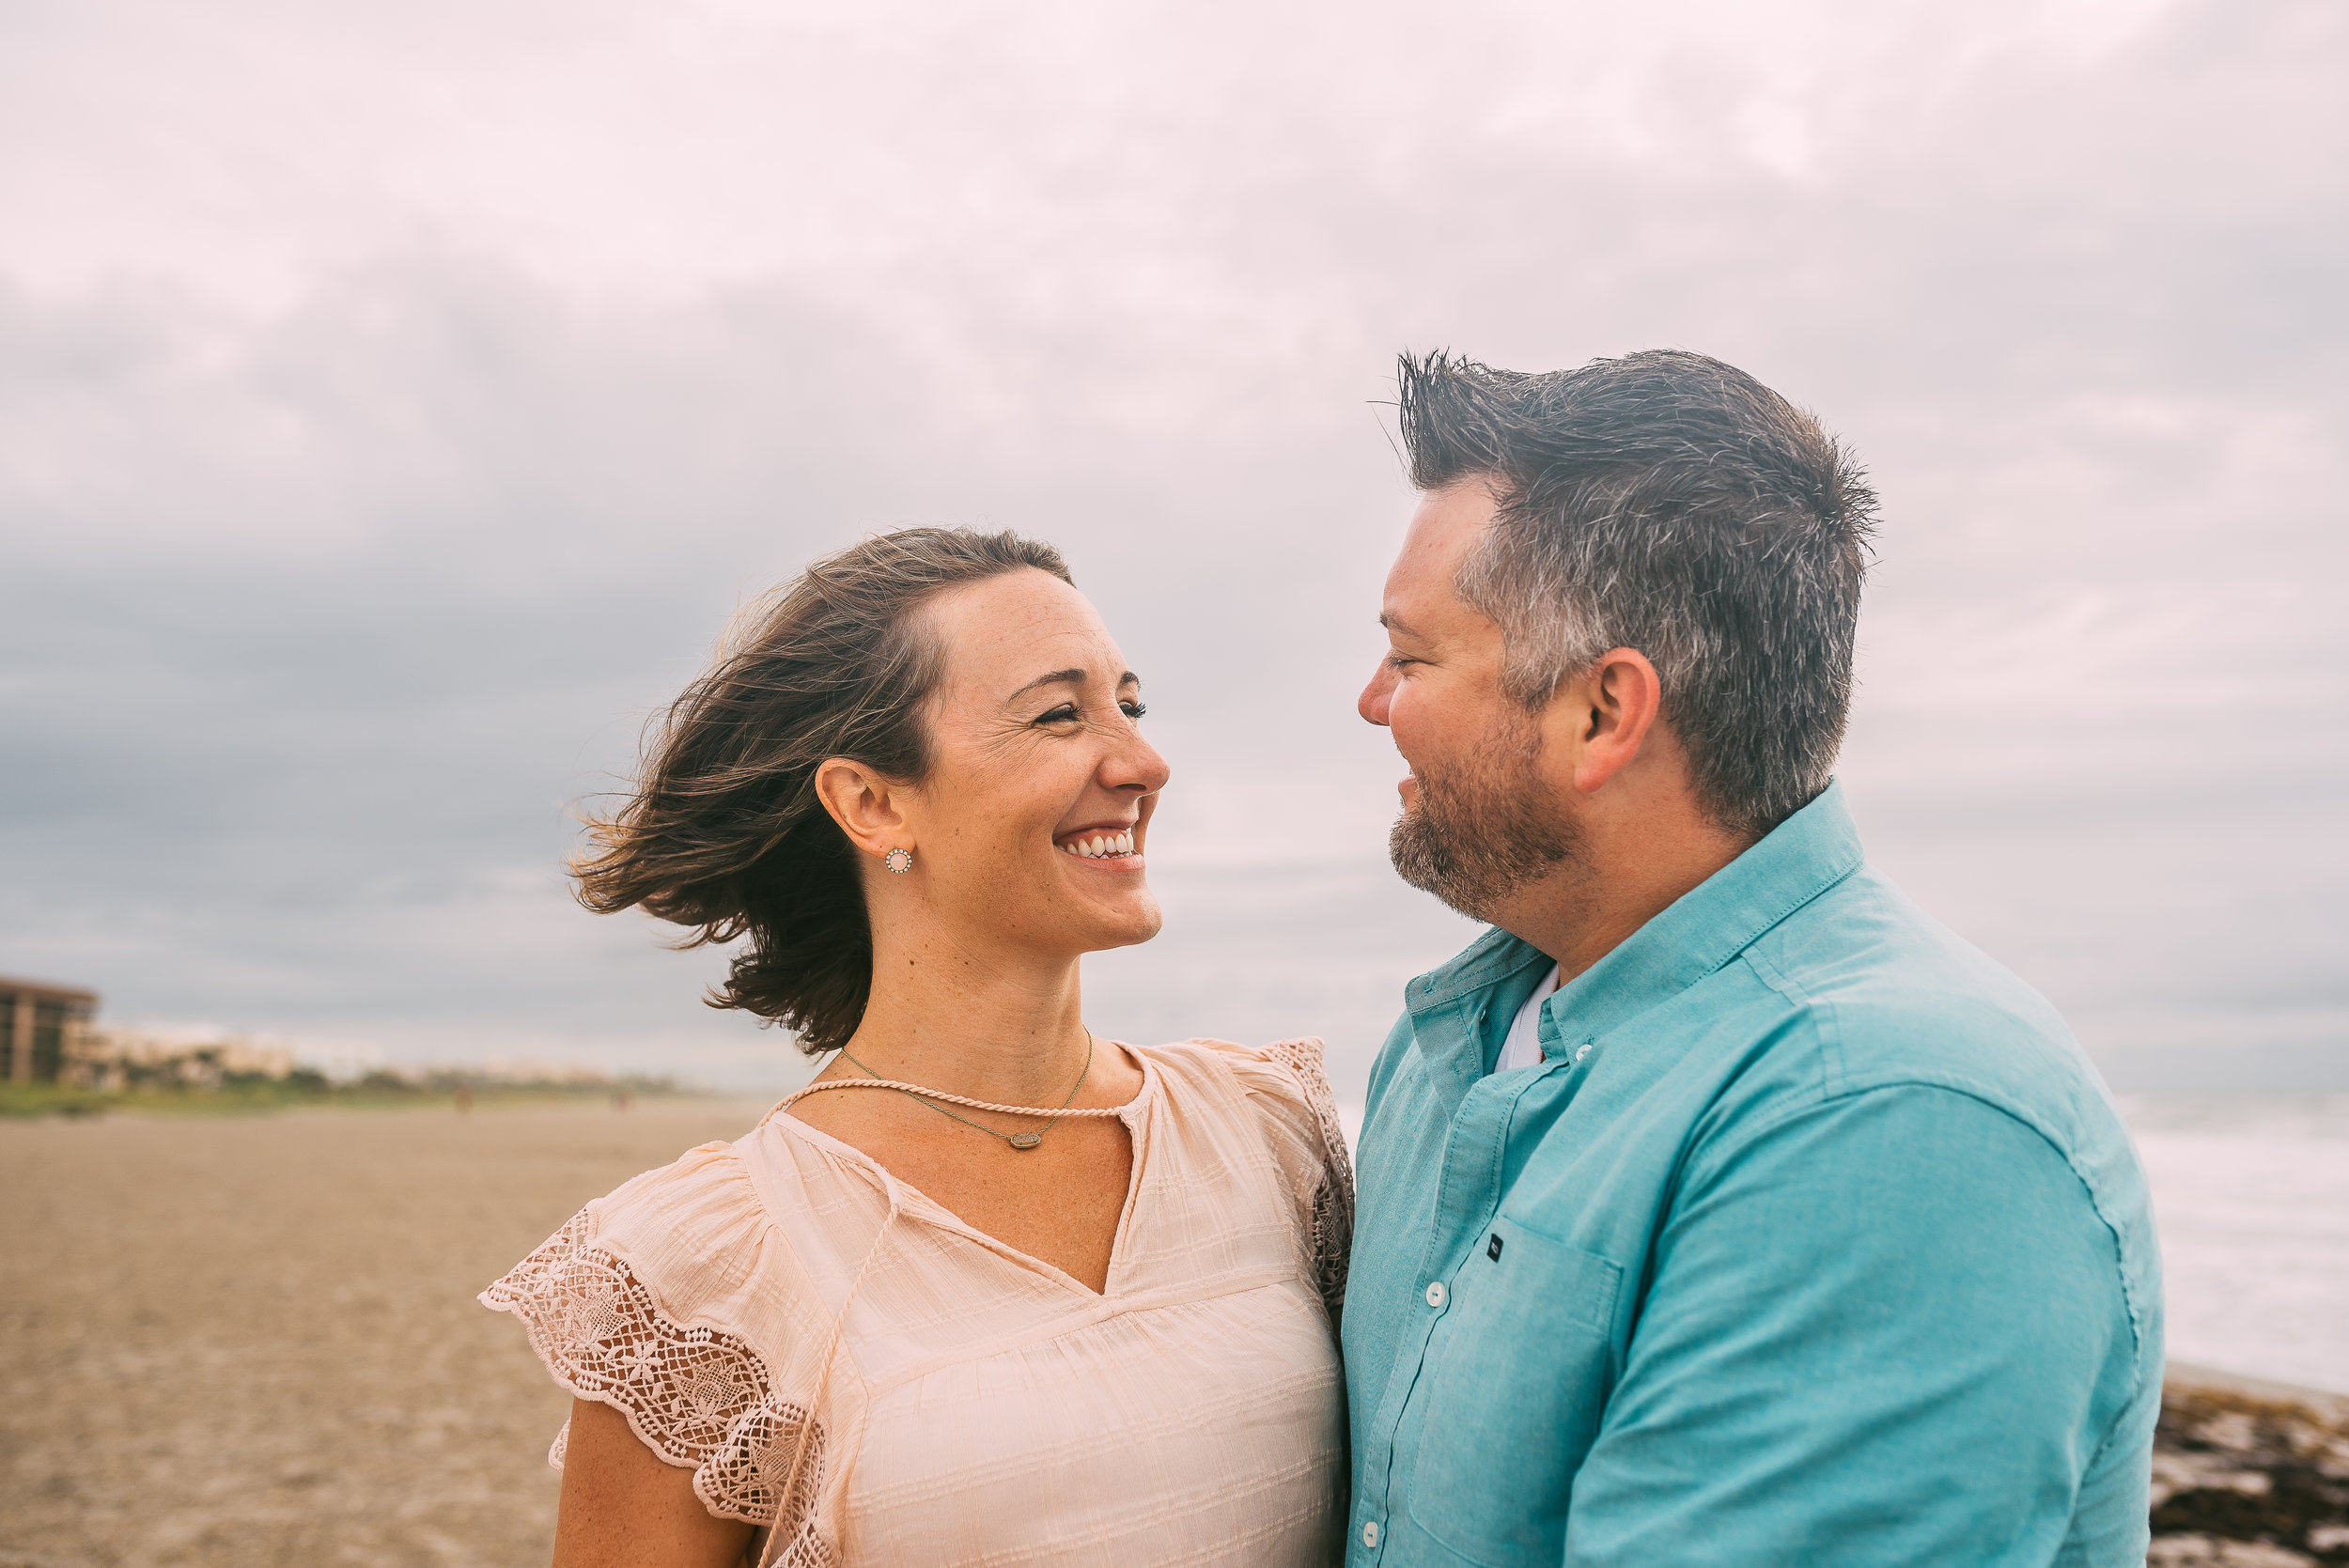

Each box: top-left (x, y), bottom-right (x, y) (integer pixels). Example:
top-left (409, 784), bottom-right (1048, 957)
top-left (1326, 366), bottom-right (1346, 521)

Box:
top-left (1343, 350), bottom-right (2160, 1565)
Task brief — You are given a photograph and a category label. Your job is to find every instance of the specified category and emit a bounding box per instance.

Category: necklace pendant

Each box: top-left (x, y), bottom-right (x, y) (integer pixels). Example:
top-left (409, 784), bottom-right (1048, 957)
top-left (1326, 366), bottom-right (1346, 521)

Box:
top-left (1007, 1132), bottom-right (1044, 1150)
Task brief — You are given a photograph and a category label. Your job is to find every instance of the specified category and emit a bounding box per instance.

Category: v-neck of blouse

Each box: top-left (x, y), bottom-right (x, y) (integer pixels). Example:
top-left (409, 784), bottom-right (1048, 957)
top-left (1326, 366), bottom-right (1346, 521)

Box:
top-left (767, 1048), bottom-right (1161, 1299)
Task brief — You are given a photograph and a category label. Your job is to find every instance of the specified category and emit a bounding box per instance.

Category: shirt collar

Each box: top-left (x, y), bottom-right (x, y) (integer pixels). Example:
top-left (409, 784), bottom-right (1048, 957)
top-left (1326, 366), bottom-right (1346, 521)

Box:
top-left (1404, 781), bottom-right (1866, 1084)
top-left (1400, 927), bottom-right (1555, 1112)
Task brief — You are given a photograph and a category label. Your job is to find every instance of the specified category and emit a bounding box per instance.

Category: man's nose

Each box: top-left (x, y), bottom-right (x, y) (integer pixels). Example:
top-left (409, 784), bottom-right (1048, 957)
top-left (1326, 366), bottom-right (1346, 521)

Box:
top-left (1359, 664), bottom-right (1394, 727)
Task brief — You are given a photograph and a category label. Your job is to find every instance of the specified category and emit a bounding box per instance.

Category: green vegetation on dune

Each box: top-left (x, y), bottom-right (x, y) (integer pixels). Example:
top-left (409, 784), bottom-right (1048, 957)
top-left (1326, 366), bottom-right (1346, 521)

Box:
top-left (0, 1070), bottom-right (688, 1119)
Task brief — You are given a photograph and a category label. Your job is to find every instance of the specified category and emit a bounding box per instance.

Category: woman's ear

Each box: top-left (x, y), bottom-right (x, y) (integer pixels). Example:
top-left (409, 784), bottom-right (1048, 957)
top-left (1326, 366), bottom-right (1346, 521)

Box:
top-left (813, 757), bottom-right (909, 857)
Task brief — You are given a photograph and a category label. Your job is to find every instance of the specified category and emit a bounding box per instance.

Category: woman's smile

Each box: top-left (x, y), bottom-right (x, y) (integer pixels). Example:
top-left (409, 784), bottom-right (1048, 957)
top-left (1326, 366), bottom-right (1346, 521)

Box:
top-left (1057, 823), bottom-right (1142, 862)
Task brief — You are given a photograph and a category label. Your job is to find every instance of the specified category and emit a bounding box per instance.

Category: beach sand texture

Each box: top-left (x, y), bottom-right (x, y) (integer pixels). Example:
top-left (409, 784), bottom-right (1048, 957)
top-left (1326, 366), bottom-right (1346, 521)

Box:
top-left (1, 1101), bottom-right (763, 1567)
top-left (7, 1101), bottom-right (2347, 1566)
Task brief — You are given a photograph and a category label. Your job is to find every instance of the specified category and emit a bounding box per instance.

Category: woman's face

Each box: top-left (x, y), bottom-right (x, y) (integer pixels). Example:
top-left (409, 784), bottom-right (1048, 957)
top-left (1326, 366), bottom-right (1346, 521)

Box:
top-left (894, 568), bottom-right (1170, 958)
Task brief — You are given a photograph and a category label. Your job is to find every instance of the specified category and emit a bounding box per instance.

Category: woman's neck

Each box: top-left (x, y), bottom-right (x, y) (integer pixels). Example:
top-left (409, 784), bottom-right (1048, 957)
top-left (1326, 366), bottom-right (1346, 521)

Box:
top-left (832, 926), bottom-right (1092, 1107)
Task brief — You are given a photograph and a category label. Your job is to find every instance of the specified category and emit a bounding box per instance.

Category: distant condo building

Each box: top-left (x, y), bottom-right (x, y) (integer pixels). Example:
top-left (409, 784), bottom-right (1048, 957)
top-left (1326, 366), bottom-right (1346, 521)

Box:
top-left (0, 977), bottom-right (299, 1089)
top-left (0, 974), bottom-right (100, 1083)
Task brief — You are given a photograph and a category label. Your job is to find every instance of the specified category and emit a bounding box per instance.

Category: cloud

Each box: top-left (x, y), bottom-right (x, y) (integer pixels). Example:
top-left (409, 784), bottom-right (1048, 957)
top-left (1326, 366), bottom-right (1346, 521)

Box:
top-left (1, 0), bottom-right (2341, 1091)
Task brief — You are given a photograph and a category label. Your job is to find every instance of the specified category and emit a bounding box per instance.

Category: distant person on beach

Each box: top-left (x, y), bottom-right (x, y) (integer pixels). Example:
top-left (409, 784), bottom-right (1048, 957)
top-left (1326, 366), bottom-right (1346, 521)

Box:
top-left (481, 530), bottom-right (1351, 1566)
top-left (1344, 351), bottom-right (2163, 1565)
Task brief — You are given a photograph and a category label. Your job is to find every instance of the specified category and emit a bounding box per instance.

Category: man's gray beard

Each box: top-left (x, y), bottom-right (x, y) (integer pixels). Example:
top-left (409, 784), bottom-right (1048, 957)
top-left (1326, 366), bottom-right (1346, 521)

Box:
top-left (1388, 714), bottom-right (1581, 924)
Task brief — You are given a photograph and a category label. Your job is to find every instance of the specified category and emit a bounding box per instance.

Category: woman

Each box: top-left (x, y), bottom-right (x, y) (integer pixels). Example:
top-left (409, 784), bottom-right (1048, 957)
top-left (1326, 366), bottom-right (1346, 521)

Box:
top-left (482, 528), bottom-right (1352, 1567)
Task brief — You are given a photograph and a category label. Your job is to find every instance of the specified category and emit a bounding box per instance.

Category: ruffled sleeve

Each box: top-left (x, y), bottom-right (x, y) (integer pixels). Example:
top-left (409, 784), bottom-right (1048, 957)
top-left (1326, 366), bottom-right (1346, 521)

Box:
top-left (479, 1141), bottom-right (828, 1539)
top-left (1198, 1036), bottom-right (1356, 1323)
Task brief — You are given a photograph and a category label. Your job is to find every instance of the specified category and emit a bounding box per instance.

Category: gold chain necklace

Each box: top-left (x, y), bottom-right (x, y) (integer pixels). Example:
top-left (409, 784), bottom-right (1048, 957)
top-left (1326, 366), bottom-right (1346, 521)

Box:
top-left (833, 1031), bottom-right (1094, 1151)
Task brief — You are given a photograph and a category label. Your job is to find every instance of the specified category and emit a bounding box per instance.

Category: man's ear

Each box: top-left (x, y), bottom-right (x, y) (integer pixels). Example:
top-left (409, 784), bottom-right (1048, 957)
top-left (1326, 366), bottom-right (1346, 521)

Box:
top-left (1560, 647), bottom-right (1664, 795)
top-left (813, 757), bottom-right (910, 857)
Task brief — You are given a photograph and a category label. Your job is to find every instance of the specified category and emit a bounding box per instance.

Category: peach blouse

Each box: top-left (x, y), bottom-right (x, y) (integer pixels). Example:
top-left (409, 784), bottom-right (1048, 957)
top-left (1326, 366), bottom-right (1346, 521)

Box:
top-left (481, 1038), bottom-right (1354, 1567)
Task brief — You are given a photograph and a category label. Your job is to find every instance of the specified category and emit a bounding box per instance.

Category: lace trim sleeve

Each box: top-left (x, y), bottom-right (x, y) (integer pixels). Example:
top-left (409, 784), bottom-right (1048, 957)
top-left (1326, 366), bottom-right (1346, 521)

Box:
top-left (1257, 1038), bottom-right (1356, 1322)
top-left (480, 1208), bottom-right (832, 1561)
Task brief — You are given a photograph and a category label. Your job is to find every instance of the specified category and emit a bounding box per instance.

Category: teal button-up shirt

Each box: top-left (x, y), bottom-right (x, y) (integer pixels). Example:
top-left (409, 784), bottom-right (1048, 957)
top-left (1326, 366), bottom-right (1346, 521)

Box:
top-left (1343, 784), bottom-right (2162, 1566)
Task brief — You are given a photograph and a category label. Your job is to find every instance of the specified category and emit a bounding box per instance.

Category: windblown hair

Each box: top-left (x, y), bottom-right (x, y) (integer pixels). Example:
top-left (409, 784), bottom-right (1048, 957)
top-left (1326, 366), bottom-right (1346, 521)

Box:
top-left (1399, 349), bottom-right (1877, 840)
top-left (573, 527), bottom-right (1075, 1056)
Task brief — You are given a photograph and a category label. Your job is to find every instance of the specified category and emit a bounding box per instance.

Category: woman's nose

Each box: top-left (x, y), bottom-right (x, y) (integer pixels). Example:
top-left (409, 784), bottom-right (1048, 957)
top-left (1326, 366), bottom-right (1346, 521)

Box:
top-left (1106, 729), bottom-right (1172, 794)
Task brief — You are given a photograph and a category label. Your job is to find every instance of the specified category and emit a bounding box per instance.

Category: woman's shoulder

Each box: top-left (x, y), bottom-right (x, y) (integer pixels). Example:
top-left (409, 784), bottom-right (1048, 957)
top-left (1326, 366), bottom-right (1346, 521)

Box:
top-left (1134, 1036), bottom-right (1351, 1208)
top-left (481, 1137), bottom-right (785, 1334)
top-left (478, 1132), bottom-right (843, 1525)
top-left (1140, 1034), bottom-right (1339, 1119)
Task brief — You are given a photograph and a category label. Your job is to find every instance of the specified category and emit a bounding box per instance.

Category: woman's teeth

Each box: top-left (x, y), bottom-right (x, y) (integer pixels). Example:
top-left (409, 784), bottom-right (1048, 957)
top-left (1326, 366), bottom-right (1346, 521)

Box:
top-left (1062, 831), bottom-right (1135, 859)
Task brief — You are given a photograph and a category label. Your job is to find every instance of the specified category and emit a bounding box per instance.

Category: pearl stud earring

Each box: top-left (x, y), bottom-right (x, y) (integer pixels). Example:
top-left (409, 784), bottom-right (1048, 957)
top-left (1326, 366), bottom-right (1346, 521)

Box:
top-left (884, 847), bottom-right (913, 875)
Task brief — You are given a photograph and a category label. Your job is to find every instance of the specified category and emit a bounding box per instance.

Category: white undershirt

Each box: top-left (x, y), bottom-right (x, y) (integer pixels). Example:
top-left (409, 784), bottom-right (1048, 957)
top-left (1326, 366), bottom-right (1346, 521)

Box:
top-left (1495, 964), bottom-right (1562, 1073)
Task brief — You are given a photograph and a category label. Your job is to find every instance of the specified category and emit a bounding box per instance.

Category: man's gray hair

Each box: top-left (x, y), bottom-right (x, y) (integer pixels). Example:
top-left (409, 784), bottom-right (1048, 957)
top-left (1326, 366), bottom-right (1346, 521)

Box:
top-left (1399, 349), bottom-right (1877, 840)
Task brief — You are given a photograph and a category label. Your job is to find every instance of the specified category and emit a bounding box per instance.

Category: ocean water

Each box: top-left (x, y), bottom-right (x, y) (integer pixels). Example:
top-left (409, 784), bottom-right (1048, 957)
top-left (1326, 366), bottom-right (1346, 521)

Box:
top-left (2123, 1094), bottom-right (2349, 1395)
top-left (1335, 1094), bottom-right (2349, 1396)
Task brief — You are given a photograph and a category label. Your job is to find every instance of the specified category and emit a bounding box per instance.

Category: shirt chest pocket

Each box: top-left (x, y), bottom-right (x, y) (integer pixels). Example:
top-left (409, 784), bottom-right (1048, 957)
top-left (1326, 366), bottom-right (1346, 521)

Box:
top-left (1405, 1217), bottom-right (1623, 1567)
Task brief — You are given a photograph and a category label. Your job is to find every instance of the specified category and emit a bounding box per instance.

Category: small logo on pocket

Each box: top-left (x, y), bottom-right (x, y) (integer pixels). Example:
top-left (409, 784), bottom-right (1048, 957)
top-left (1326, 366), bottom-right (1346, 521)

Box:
top-left (1487, 1233), bottom-right (1504, 1261)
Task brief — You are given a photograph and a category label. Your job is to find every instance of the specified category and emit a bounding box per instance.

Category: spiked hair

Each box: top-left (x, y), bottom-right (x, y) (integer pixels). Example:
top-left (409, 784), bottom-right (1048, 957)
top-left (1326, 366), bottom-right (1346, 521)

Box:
top-left (1399, 349), bottom-right (1876, 839)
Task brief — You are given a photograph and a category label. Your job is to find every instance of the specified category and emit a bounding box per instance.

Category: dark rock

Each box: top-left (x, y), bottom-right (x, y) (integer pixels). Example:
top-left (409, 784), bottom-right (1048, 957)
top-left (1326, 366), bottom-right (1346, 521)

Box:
top-left (2152, 1366), bottom-right (2349, 1566)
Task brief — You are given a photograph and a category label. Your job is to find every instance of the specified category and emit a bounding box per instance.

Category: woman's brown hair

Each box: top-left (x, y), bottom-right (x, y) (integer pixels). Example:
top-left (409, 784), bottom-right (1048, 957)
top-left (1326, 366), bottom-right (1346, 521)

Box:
top-left (573, 526), bottom-right (1075, 1056)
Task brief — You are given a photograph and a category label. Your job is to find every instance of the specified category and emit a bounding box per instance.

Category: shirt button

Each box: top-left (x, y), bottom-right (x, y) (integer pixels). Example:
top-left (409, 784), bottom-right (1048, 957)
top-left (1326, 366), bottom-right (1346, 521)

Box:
top-left (1362, 1520), bottom-right (1380, 1548)
top-left (1424, 1281), bottom-right (1447, 1308)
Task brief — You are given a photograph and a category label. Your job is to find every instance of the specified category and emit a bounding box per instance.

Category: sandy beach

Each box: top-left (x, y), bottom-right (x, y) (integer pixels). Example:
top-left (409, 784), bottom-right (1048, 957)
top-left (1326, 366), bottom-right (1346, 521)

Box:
top-left (0, 1100), bottom-right (763, 1567)
top-left (7, 1099), bottom-right (2346, 1566)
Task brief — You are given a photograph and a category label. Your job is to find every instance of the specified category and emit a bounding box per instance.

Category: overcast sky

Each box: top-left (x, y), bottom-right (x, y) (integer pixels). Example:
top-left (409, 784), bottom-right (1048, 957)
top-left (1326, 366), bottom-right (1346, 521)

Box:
top-left (3, 0), bottom-right (2342, 1094)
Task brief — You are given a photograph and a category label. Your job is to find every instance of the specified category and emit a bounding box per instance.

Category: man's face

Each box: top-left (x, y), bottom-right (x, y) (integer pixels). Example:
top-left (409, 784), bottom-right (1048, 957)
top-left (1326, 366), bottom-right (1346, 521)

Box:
top-left (1359, 482), bottom-right (1579, 921)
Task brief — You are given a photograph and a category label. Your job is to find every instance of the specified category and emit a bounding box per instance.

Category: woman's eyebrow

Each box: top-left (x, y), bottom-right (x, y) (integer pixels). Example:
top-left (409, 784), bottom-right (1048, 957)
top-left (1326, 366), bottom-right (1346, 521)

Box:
top-left (1006, 667), bottom-right (1143, 701)
top-left (1007, 667), bottom-right (1088, 701)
